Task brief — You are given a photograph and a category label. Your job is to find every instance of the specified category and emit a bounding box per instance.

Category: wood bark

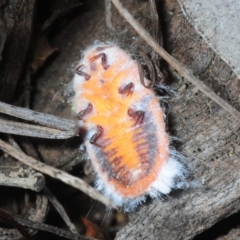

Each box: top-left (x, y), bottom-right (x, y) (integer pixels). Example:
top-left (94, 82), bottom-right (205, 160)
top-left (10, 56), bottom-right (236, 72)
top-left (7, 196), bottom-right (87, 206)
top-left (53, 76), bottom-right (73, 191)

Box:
top-left (0, 0), bottom-right (36, 103)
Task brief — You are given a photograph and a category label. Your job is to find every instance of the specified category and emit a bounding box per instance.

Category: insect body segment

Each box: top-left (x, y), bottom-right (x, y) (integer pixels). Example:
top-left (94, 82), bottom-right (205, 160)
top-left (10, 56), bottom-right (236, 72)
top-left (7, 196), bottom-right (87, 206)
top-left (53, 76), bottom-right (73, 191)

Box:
top-left (72, 43), bottom-right (185, 211)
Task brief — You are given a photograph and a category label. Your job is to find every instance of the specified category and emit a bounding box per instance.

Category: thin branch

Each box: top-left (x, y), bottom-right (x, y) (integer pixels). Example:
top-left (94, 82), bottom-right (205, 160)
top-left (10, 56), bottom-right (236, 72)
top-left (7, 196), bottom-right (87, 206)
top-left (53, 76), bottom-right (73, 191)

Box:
top-left (0, 119), bottom-right (76, 139)
top-left (0, 165), bottom-right (45, 191)
top-left (0, 139), bottom-right (117, 209)
top-left (0, 135), bottom-right (45, 191)
top-left (110, 0), bottom-right (240, 122)
top-left (0, 101), bottom-right (77, 131)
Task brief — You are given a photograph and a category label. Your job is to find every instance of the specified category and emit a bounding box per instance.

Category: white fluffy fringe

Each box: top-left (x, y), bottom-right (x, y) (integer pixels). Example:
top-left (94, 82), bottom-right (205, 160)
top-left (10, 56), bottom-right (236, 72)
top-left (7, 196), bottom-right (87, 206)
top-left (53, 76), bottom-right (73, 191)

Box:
top-left (94, 149), bottom-right (188, 212)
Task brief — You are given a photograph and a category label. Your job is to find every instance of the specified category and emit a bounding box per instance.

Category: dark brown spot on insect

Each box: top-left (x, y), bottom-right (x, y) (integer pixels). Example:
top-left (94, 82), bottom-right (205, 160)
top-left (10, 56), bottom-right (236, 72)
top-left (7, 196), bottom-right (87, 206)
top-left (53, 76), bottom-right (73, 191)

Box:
top-left (90, 53), bottom-right (110, 70)
top-left (75, 65), bottom-right (91, 80)
top-left (90, 125), bottom-right (104, 147)
top-left (77, 103), bottom-right (93, 120)
top-left (128, 108), bottom-right (145, 126)
top-left (118, 82), bottom-right (134, 96)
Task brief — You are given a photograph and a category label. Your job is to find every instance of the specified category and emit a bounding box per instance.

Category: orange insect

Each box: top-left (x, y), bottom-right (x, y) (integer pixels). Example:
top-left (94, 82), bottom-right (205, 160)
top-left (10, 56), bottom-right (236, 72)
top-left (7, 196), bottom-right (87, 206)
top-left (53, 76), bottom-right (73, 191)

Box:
top-left (72, 42), bottom-right (185, 211)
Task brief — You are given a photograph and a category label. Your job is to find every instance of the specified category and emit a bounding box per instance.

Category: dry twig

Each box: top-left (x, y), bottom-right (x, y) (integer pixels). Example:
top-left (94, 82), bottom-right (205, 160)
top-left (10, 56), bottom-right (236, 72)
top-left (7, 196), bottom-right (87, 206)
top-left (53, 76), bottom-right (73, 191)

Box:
top-left (0, 165), bottom-right (44, 191)
top-left (0, 119), bottom-right (76, 139)
top-left (0, 101), bottom-right (78, 139)
top-left (0, 135), bottom-right (45, 191)
top-left (0, 101), bottom-right (76, 131)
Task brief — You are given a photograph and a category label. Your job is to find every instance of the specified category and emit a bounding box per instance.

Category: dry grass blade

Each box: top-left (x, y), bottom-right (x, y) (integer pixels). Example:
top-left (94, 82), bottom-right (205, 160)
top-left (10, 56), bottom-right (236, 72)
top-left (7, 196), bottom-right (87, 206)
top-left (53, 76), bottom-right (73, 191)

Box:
top-left (110, 0), bottom-right (240, 122)
top-left (0, 139), bottom-right (117, 209)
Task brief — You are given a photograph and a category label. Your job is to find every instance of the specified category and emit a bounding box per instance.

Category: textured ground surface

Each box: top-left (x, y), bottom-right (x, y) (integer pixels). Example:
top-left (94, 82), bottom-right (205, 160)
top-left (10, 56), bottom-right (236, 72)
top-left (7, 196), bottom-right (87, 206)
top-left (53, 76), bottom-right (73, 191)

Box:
top-left (1, 0), bottom-right (240, 239)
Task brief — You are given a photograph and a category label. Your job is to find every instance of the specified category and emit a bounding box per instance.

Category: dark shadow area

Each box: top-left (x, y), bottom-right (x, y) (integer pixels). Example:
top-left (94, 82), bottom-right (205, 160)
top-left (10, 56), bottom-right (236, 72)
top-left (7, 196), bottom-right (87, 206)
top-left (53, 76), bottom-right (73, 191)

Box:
top-left (194, 211), bottom-right (240, 240)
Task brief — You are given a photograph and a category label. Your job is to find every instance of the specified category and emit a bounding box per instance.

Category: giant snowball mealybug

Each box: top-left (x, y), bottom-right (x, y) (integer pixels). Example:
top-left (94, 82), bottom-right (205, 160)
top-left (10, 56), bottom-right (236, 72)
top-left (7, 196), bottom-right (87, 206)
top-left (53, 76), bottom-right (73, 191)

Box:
top-left (72, 42), bottom-right (186, 212)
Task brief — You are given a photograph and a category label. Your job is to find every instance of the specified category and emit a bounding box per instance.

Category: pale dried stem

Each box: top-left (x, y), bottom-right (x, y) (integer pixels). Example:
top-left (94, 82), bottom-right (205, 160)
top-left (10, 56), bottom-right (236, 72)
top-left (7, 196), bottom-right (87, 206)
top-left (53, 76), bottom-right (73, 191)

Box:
top-left (0, 166), bottom-right (45, 191)
top-left (110, 0), bottom-right (240, 122)
top-left (0, 135), bottom-right (45, 191)
top-left (0, 101), bottom-right (77, 131)
top-left (0, 139), bottom-right (117, 209)
top-left (0, 119), bottom-right (76, 139)
top-left (0, 101), bottom-right (78, 139)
